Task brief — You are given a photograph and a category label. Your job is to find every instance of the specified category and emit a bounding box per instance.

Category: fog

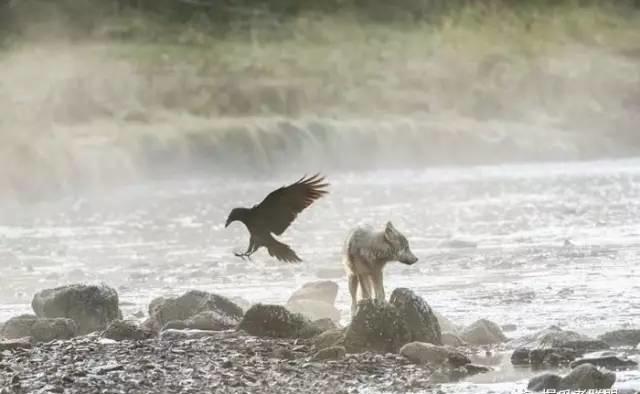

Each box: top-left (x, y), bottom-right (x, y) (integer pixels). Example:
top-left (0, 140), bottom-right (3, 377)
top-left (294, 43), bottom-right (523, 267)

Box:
top-left (1, 3), bottom-right (640, 393)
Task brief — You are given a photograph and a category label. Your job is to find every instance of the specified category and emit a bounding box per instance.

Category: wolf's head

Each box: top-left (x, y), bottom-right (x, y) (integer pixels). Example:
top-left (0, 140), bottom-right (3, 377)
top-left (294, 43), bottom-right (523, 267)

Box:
top-left (384, 221), bottom-right (418, 265)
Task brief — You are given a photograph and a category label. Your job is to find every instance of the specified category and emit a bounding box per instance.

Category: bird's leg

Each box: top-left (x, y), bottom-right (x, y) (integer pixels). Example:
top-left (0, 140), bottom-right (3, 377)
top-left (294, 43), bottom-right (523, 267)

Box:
top-left (234, 238), bottom-right (257, 260)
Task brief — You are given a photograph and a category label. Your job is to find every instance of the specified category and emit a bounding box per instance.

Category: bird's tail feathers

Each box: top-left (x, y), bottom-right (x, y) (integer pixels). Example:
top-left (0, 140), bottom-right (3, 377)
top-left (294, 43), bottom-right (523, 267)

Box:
top-left (266, 237), bottom-right (302, 263)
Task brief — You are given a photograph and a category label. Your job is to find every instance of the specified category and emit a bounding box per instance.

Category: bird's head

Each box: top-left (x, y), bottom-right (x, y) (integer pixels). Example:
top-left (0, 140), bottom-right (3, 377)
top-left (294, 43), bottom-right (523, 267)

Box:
top-left (225, 207), bottom-right (247, 228)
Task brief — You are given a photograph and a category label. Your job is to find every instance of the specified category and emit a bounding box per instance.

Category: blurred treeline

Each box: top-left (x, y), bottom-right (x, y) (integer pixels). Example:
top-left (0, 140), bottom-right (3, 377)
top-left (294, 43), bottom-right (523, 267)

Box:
top-left (1, 0), bottom-right (640, 39)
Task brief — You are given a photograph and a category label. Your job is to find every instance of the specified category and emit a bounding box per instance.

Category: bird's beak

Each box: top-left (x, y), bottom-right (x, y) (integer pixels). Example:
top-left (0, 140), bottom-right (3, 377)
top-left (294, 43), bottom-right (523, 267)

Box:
top-left (225, 219), bottom-right (231, 228)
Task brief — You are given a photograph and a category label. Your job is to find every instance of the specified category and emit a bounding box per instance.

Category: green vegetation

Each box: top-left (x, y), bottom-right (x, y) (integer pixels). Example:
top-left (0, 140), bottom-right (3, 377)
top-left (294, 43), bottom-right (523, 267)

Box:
top-left (1, 1), bottom-right (640, 200)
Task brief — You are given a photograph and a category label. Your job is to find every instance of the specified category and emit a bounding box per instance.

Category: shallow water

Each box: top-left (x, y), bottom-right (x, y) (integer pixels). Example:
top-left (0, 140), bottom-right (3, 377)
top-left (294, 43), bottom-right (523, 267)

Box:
top-left (2, 158), bottom-right (640, 392)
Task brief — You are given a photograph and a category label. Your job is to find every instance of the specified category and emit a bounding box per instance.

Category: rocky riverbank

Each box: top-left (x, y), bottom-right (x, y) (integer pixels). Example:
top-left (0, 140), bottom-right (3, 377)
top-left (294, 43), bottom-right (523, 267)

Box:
top-left (0, 282), bottom-right (639, 393)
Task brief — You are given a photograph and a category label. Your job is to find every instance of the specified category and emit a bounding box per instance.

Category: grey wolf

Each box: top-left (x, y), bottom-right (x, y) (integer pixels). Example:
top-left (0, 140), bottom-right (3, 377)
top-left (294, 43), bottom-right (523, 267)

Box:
top-left (225, 174), bottom-right (329, 262)
top-left (343, 221), bottom-right (418, 315)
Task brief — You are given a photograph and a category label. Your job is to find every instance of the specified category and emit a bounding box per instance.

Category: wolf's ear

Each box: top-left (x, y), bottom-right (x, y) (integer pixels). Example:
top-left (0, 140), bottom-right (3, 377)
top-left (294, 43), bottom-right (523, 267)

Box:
top-left (385, 221), bottom-right (395, 240)
top-left (385, 221), bottom-right (395, 232)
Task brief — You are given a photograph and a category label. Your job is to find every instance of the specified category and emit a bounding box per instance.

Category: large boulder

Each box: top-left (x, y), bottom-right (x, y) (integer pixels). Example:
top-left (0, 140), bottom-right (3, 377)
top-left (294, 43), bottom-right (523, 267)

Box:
top-left (288, 281), bottom-right (338, 305)
top-left (238, 304), bottom-right (321, 339)
top-left (286, 281), bottom-right (340, 323)
top-left (102, 320), bottom-right (155, 341)
top-left (527, 373), bottom-right (563, 392)
top-left (400, 342), bottom-right (471, 367)
top-left (286, 299), bottom-right (340, 323)
top-left (598, 329), bottom-right (640, 347)
top-left (1, 314), bottom-right (77, 343)
top-left (32, 284), bottom-right (121, 334)
top-left (390, 288), bottom-right (442, 345)
top-left (344, 300), bottom-right (411, 354)
top-left (460, 319), bottom-right (507, 345)
top-left (148, 290), bottom-right (243, 330)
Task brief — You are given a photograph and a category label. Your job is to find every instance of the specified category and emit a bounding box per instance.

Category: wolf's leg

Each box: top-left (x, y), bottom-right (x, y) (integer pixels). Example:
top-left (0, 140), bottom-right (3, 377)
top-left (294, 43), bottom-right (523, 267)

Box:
top-left (348, 273), bottom-right (359, 316)
top-left (358, 274), bottom-right (372, 301)
top-left (371, 269), bottom-right (385, 302)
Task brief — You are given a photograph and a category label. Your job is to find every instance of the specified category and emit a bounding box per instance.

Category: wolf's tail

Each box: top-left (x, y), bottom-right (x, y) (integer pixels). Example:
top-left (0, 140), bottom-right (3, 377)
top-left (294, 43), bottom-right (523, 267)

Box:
top-left (265, 235), bottom-right (302, 263)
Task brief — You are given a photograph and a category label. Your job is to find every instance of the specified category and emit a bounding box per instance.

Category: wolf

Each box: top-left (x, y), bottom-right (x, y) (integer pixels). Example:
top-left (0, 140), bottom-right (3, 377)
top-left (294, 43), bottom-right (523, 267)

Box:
top-left (343, 221), bottom-right (418, 315)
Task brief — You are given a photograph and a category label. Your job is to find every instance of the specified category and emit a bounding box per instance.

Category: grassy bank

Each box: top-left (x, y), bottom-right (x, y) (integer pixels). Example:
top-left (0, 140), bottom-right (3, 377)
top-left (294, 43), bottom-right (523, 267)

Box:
top-left (1, 3), bottom-right (640, 200)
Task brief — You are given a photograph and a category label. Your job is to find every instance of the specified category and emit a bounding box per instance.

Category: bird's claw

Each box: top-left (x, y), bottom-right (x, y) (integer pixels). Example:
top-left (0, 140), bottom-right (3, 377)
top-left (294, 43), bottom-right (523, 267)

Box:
top-left (234, 252), bottom-right (253, 261)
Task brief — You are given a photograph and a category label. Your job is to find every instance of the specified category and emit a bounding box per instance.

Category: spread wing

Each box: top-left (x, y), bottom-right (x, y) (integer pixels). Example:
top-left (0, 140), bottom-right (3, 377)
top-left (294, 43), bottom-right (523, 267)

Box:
top-left (253, 174), bottom-right (329, 235)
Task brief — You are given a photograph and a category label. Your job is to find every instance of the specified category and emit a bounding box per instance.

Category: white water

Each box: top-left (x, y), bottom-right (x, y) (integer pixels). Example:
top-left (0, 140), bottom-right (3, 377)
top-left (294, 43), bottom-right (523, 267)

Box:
top-left (2, 158), bottom-right (640, 392)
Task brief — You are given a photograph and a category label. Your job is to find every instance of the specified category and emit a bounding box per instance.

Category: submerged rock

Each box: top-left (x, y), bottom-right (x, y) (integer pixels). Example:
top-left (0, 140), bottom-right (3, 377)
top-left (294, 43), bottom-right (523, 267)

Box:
top-left (390, 288), bottom-right (442, 345)
top-left (344, 300), bottom-right (411, 354)
top-left (238, 304), bottom-right (320, 339)
top-left (148, 290), bottom-right (244, 329)
top-left (32, 283), bottom-right (121, 334)
top-left (513, 326), bottom-right (608, 353)
top-left (1, 314), bottom-right (77, 343)
top-left (598, 329), bottom-right (640, 347)
top-left (102, 320), bottom-right (155, 341)
top-left (460, 319), bottom-right (507, 345)
top-left (570, 351), bottom-right (638, 370)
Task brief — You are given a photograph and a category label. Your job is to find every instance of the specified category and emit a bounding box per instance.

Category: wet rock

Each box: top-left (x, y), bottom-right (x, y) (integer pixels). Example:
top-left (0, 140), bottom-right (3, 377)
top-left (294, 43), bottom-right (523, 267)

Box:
top-left (288, 281), bottom-right (338, 305)
top-left (102, 320), bottom-right (155, 341)
top-left (559, 363), bottom-right (616, 391)
top-left (528, 373), bottom-right (562, 392)
top-left (464, 364), bottom-right (491, 375)
top-left (313, 328), bottom-right (346, 351)
top-left (159, 329), bottom-right (219, 341)
top-left (570, 351), bottom-right (638, 370)
top-left (390, 288), bottom-right (442, 345)
top-left (1, 315), bottom-right (77, 343)
top-left (32, 283), bottom-right (121, 334)
top-left (238, 304), bottom-right (320, 339)
top-left (530, 348), bottom-right (577, 367)
top-left (460, 319), bottom-right (507, 345)
top-left (311, 318), bottom-right (337, 332)
top-left (344, 300), bottom-right (411, 354)
top-left (312, 346), bottom-right (346, 361)
top-left (441, 332), bottom-right (466, 347)
top-left (400, 342), bottom-right (470, 366)
top-left (163, 310), bottom-right (239, 332)
top-left (598, 329), bottom-right (640, 347)
top-left (0, 337), bottom-right (31, 350)
top-left (511, 347), bottom-right (531, 365)
top-left (148, 290), bottom-right (244, 329)
top-left (513, 326), bottom-right (608, 353)
top-left (286, 299), bottom-right (340, 323)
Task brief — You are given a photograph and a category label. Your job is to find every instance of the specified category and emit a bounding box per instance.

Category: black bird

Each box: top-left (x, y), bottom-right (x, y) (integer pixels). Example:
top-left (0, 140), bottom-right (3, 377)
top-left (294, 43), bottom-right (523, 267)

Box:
top-left (224, 174), bottom-right (329, 262)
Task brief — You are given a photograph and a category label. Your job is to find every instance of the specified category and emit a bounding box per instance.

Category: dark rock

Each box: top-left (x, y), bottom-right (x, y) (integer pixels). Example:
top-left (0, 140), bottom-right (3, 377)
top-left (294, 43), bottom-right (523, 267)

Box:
top-left (558, 363), bottom-right (615, 391)
top-left (1, 315), bottom-right (77, 343)
top-left (511, 348), bottom-right (531, 365)
top-left (313, 328), bottom-right (345, 351)
top-left (514, 326), bottom-right (608, 353)
top-left (570, 351), bottom-right (638, 370)
top-left (598, 329), bottom-right (640, 347)
top-left (32, 284), bottom-right (121, 334)
top-left (530, 348), bottom-right (577, 367)
top-left (460, 319), bottom-right (507, 345)
top-left (288, 281), bottom-right (338, 305)
top-left (390, 288), bottom-right (442, 345)
top-left (344, 300), bottom-right (411, 354)
top-left (528, 373), bottom-right (562, 392)
top-left (238, 304), bottom-right (321, 339)
top-left (102, 320), bottom-right (155, 341)
top-left (149, 290), bottom-right (243, 328)
top-left (464, 364), bottom-right (491, 375)
top-left (312, 346), bottom-right (346, 361)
